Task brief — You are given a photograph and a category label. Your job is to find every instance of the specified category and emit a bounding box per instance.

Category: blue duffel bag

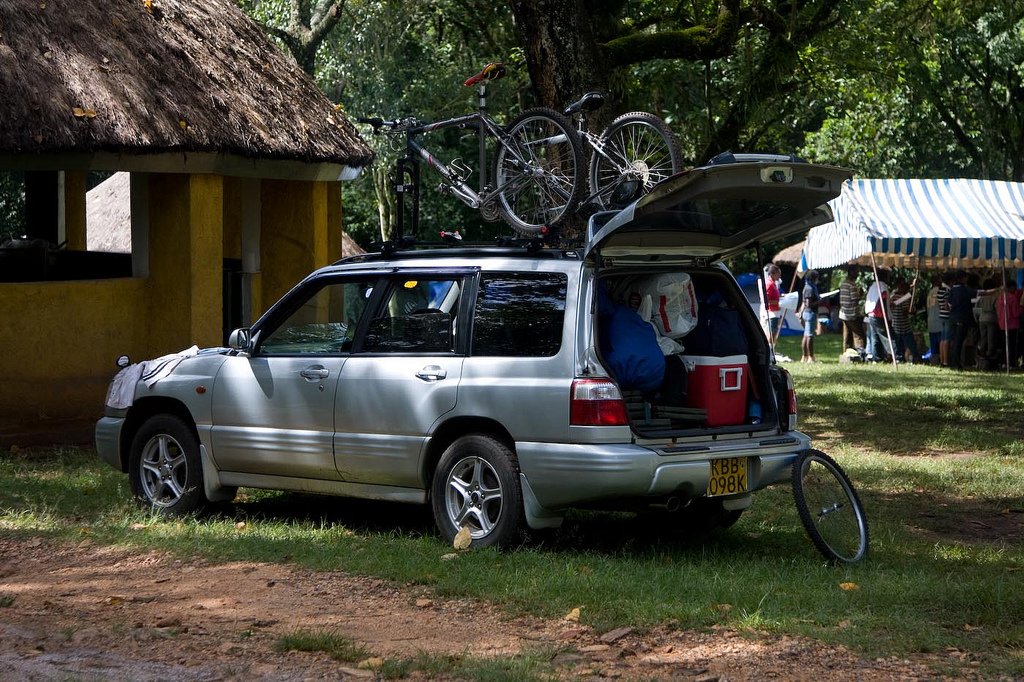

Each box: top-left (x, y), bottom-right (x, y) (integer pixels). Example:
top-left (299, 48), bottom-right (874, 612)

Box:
top-left (597, 283), bottom-right (665, 392)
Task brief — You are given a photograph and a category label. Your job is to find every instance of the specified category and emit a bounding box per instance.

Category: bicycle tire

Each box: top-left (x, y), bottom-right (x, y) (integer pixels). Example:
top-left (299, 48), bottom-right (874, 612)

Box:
top-left (791, 449), bottom-right (870, 564)
top-left (589, 111), bottom-right (682, 209)
top-left (493, 107), bottom-right (585, 236)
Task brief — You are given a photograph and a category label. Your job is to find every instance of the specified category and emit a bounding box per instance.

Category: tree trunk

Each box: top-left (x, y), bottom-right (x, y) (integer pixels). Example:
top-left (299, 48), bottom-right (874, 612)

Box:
top-left (372, 165), bottom-right (395, 242)
top-left (508, 0), bottom-right (607, 111)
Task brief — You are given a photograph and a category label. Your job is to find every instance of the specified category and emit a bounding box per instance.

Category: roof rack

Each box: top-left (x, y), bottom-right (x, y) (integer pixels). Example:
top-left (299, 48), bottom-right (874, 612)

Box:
top-left (334, 231), bottom-right (582, 265)
top-left (336, 243), bottom-right (582, 265)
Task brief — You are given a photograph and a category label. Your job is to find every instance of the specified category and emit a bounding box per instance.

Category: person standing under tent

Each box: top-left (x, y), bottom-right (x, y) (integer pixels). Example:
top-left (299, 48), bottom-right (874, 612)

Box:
top-left (838, 265), bottom-right (865, 355)
top-left (763, 263), bottom-right (782, 342)
top-left (889, 278), bottom-right (920, 363)
top-left (798, 270), bottom-right (820, 363)
top-left (937, 271), bottom-right (954, 367)
top-left (924, 274), bottom-right (943, 362)
top-left (948, 270), bottom-right (982, 371)
top-left (996, 282), bottom-right (1022, 369)
top-left (976, 278), bottom-right (1000, 369)
top-left (864, 271), bottom-right (889, 363)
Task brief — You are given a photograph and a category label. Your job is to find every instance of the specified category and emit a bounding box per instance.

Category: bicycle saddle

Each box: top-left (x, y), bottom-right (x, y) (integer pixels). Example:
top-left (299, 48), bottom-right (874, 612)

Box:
top-left (563, 91), bottom-right (605, 116)
top-left (464, 62), bottom-right (507, 87)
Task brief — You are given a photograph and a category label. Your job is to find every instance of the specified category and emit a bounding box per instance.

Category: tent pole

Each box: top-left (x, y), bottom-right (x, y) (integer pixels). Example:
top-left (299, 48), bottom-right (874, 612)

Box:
top-left (869, 250), bottom-right (899, 370)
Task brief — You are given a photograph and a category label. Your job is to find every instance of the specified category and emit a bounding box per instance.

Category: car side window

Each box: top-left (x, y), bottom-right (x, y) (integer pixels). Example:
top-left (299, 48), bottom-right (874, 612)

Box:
top-left (259, 279), bottom-right (375, 355)
top-left (472, 272), bottom-right (567, 357)
top-left (362, 277), bottom-right (462, 353)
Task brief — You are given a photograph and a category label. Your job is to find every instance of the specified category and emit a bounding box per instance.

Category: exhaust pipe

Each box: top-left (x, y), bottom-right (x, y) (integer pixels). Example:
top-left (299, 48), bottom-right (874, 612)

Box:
top-left (648, 496), bottom-right (682, 512)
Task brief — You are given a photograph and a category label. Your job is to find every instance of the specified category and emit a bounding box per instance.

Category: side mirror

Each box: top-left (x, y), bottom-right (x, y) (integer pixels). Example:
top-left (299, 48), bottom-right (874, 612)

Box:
top-left (228, 328), bottom-right (253, 352)
top-left (116, 354), bottom-right (131, 368)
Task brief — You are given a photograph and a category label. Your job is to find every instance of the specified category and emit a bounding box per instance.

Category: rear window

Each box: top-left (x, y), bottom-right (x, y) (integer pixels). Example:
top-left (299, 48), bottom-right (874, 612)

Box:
top-left (472, 272), bottom-right (567, 357)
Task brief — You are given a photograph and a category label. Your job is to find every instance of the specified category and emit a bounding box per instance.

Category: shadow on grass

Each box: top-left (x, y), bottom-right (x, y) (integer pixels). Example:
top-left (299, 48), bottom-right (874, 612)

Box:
top-left (213, 488), bottom-right (824, 565)
top-left (777, 335), bottom-right (1023, 456)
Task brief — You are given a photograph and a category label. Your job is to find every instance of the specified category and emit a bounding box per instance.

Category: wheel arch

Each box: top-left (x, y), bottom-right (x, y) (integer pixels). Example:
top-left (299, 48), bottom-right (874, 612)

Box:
top-left (119, 397), bottom-right (199, 471)
top-left (422, 417), bottom-right (516, 493)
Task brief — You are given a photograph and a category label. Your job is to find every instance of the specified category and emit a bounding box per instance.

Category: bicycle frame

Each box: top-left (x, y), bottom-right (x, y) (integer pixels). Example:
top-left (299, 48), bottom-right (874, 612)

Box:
top-left (400, 112), bottom-right (504, 207)
top-left (394, 85), bottom-right (503, 239)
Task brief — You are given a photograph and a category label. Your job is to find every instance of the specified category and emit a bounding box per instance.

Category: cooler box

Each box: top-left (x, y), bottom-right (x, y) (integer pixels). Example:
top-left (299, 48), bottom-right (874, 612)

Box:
top-left (681, 354), bottom-right (749, 426)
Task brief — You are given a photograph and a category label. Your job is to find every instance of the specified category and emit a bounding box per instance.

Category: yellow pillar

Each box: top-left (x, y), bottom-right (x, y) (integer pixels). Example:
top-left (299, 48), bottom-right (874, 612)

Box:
top-left (260, 180), bottom-right (328, 310)
top-left (327, 182), bottom-right (343, 263)
top-left (64, 170), bottom-right (87, 251)
top-left (146, 174), bottom-right (224, 353)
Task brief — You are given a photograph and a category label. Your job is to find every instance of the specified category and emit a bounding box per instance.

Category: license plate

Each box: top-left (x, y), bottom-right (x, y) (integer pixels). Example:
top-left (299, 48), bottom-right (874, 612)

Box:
top-left (707, 457), bottom-right (748, 496)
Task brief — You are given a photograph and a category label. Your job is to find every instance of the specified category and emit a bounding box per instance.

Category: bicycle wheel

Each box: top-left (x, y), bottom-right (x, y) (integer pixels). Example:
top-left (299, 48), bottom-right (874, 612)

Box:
top-left (589, 112), bottom-right (682, 209)
top-left (791, 449), bottom-right (869, 564)
top-left (493, 107), bottom-right (585, 236)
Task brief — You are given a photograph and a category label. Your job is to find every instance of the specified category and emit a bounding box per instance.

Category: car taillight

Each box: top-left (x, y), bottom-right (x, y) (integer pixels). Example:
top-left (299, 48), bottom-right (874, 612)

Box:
top-left (785, 370), bottom-right (798, 429)
top-left (570, 378), bottom-right (628, 426)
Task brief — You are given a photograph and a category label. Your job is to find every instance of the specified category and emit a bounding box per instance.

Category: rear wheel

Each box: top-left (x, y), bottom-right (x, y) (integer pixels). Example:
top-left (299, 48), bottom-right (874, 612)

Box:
top-left (589, 112), bottom-right (682, 209)
top-left (792, 449), bottom-right (869, 564)
top-left (128, 414), bottom-right (206, 515)
top-left (431, 435), bottom-right (523, 549)
top-left (494, 108), bottom-right (584, 236)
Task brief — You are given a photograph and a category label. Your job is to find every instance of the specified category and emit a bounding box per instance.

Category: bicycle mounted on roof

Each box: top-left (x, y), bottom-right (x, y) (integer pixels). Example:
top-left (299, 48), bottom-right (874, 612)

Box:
top-left (358, 63), bottom-right (585, 239)
top-left (562, 91), bottom-right (683, 210)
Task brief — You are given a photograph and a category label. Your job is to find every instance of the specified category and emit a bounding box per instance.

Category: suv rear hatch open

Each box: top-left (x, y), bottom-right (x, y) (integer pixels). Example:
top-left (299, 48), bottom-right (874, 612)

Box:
top-left (585, 157), bottom-right (851, 264)
top-left (586, 157), bottom-right (851, 438)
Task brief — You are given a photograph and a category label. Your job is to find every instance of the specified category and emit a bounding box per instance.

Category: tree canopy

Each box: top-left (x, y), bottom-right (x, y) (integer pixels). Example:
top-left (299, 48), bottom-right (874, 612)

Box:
top-left (236, 0), bottom-right (1024, 248)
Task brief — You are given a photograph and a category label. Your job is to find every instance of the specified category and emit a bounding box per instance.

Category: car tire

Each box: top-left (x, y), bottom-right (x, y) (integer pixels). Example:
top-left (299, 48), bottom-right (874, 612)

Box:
top-left (128, 414), bottom-right (206, 515)
top-left (431, 434), bottom-right (523, 549)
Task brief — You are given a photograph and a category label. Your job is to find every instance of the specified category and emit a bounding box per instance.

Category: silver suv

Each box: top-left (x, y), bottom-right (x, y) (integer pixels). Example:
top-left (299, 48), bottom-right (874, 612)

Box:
top-left (96, 159), bottom-right (852, 551)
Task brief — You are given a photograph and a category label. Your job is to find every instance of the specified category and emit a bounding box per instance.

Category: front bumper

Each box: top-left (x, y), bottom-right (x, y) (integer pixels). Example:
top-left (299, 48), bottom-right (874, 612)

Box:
top-left (95, 417), bottom-right (126, 471)
top-left (516, 431), bottom-right (811, 511)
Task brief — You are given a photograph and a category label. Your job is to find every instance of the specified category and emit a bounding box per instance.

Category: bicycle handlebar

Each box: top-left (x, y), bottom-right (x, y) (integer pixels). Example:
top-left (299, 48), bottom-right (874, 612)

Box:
top-left (356, 116), bottom-right (418, 133)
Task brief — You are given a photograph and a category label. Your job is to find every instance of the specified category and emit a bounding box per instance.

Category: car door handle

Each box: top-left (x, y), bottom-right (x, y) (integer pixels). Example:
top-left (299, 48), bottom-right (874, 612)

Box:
top-left (299, 367), bottom-right (330, 381)
top-left (416, 365), bottom-right (447, 382)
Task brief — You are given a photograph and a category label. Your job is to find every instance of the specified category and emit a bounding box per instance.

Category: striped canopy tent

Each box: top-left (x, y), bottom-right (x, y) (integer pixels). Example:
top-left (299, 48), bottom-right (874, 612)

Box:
top-left (801, 178), bottom-right (1024, 272)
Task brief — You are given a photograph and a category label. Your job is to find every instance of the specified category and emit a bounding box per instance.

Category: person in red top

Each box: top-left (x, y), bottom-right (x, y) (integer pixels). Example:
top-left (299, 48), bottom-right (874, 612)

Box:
top-left (763, 263), bottom-right (782, 342)
top-left (996, 281), bottom-right (1022, 368)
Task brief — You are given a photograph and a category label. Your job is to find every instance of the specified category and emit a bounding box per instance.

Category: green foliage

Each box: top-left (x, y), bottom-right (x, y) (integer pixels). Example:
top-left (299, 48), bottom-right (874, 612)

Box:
top-left (802, 0), bottom-right (1024, 180)
top-left (232, 0), bottom-right (1024, 247)
top-left (0, 171), bottom-right (25, 241)
top-left (317, 0), bottom-right (525, 246)
top-left (274, 629), bottom-right (370, 661)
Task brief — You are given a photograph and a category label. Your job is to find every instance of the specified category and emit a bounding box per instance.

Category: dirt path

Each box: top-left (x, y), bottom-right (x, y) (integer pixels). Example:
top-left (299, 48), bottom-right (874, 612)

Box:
top-left (0, 535), bottom-right (962, 680)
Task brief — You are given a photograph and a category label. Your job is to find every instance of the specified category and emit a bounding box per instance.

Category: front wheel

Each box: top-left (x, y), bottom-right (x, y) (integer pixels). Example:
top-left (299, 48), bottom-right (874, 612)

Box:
top-left (791, 449), bottom-right (869, 564)
top-left (493, 108), bottom-right (585, 236)
top-left (128, 414), bottom-right (206, 515)
top-left (589, 112), bottom-right (682, 209)
top-left (431, 435), bottom-right (524, 549)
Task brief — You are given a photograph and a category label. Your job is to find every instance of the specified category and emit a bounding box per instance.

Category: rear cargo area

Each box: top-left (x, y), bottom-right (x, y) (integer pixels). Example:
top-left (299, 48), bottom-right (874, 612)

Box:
top-left (595, 267), bottom-right (778, 437)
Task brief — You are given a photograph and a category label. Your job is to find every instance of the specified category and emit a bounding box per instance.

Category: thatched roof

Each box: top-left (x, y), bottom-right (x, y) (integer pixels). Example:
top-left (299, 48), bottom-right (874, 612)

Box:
top-left (0, 0), bottom-right (373, 168)
top-left (773, 241), bottom-right (805, 266)
top-left (86, 172), bottom-right (365, 257)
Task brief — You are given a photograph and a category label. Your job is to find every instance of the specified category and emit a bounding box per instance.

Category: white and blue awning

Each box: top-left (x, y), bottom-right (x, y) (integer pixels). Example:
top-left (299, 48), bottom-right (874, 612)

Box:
top-left (801, 178), bottom-right (1024, 271)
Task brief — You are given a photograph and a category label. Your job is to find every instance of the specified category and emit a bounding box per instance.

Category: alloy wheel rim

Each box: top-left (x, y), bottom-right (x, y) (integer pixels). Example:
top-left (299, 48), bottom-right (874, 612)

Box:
top-left (139, 433), bottom-right (188, 508)
top-left (444, 456), bottom-right (503, 539)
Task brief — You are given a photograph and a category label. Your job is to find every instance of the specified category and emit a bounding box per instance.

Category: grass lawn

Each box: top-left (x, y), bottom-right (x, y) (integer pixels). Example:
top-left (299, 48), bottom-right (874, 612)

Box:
top-left (2, 331), bottom-right (1022, 676)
